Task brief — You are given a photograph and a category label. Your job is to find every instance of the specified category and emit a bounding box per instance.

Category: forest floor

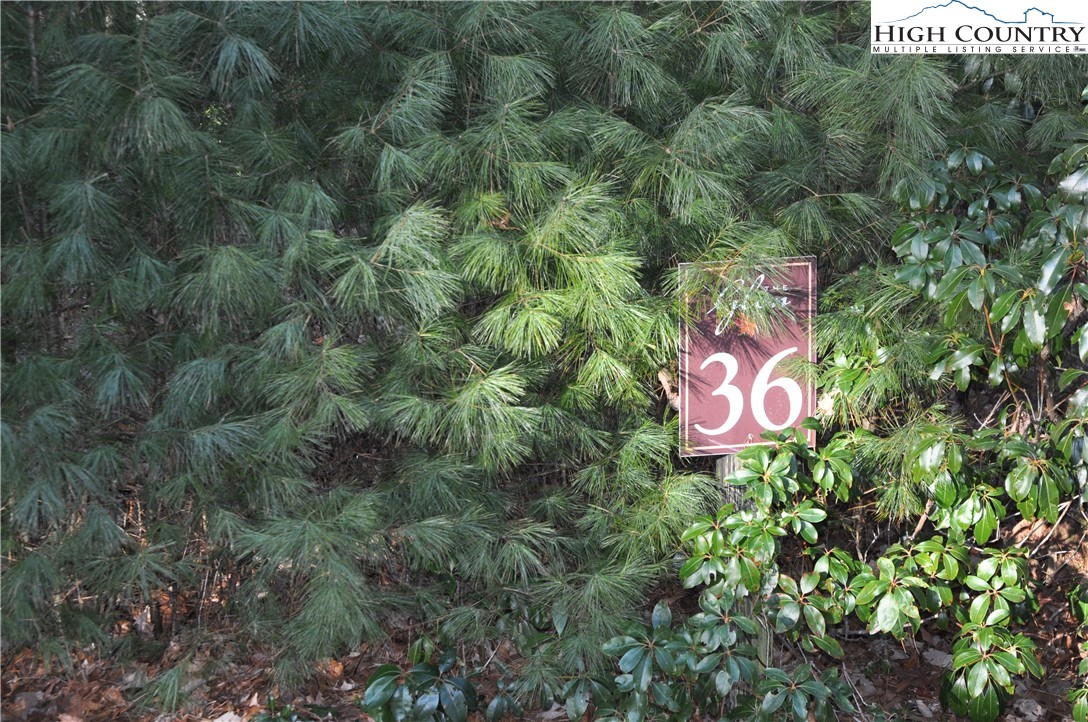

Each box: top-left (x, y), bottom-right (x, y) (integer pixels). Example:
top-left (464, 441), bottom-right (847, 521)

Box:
top-left (3, 513), bottom-right (1085, 722)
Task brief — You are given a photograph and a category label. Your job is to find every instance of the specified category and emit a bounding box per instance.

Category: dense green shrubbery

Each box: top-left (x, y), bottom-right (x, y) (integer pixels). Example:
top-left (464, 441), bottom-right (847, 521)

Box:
top-left (370, 129), bottom-right (1088, 722)
top-left (1, 1), bottom-right (1084, 716)
top-left (613, 143), bottom-right (1086, 722)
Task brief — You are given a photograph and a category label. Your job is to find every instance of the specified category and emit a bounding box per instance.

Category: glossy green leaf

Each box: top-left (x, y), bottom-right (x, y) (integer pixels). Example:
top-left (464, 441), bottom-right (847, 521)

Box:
top-left (991, 651), bottom-right (1023, 675)
top-left (1038, 247), bottom-right (1070, 294)
top-left (416, 691), bottom-right (441, 718)
top-left (935, 266), bottom-right (971, 300)
top-left (1074, 694), bottom-right (1088, 722)
top-left (988, 290), bottom-right (1019, 322)
top-left (874, 593), bottom-right (899, 633)
top-left (811, 634), bottom-right (844, 659)
top-left (974, 507), bottom-right (996, 544)
top-left (1005, 464), bottom-right (1036, 501)
top-left (486, 694), bottom-right (508, 722)
top-left (967, 151), bottom-right (983, 175)
top-left (967, 275), bottom-right (985, 310)
top-left (877, 557), bottom-right (895, 579)
top-left (653, 646), bottom-right (676, 675)
top-left (714, 669), bottom-right (734, 697)
top-left (803, 604), bottom-right (826, 637)
top-left (761, 689), bottom-right (787, 714)
top-left (953, 648), bottom-right (982, 669)
top-left (441, 684), bottom-right (468, 722)
top-left (618, 647), bottom-right (645, 674)
top-left (967, 660), bottom-right (989, 697)
top-left (651, 601), bottom-right (672, 630)
top-left (1000, 298), bottom-right (1022, 333)
top-left (390, 683), bottom-right (412, 722)
top-left (777, 600), bottom-right (801, 632)
top-left (694, 652), bottom-right (723, 674)
top-left (1023, 298), bottom-right (1047, 346)
top-left (969, 592), bottom-right (990, 624)
top-left (967, 682), bottom-right (1001, 722)
top-left (603, 636), bottom-right (638, 656)
top-left (738, 555), bottom-right (760, 591)
top-left (364, 666), bottom-right (402, 709)
top-left (633, 654), bottom-right (653, 692)
top-left (855, 579), bottom-right (888, 605)
top-left (999, 586), bottom-right (1027, 603)
top-left (450, 677), bottom-right (476, 710)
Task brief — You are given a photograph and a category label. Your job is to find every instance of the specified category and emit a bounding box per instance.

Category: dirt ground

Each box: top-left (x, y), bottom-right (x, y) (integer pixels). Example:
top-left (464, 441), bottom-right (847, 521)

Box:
top-left (2, 514), bottom-right (1085, 722)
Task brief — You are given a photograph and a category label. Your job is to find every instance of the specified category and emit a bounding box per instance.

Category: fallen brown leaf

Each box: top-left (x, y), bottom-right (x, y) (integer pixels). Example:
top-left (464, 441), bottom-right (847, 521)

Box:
top-left (101, 686), bottom-right (126, 705)
top-left (321, 658), bottom-right (344, 679)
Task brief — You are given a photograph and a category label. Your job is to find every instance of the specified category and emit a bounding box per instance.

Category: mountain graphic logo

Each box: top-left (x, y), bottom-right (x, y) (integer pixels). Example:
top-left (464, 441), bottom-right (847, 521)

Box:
top-left (871, 0), bottom-right (1087, 53)
top-left (888, 0), bottom-right (1077, 25)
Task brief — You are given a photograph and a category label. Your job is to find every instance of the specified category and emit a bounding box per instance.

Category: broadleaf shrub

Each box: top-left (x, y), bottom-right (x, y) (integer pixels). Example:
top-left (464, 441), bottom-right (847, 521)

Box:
top-left (656, 139), bottom-right (1086, 722)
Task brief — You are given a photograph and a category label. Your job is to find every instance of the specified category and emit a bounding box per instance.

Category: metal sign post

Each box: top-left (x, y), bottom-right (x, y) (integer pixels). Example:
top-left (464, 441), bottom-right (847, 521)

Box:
top-left (678, 258), bottom-right (817, 668)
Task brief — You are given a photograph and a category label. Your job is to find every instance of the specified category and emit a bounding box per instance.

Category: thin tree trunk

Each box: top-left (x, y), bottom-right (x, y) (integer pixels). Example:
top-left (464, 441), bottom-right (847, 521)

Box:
top-left (27, 3), bottom-right (39, 94)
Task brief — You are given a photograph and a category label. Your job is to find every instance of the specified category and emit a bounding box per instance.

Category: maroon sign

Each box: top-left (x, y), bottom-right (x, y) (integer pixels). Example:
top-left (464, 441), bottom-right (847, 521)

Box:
top-left (679, 259), bottom-right (816, 457)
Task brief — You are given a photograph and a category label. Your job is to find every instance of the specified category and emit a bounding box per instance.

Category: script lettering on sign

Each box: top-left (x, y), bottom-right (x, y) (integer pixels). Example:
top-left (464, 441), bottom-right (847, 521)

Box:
top-left (679, 259), bottom-right (816, 457)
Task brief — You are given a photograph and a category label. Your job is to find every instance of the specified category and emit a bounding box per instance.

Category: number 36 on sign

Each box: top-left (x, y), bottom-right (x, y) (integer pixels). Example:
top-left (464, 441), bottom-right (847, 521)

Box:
top-left (678, 259), bottom-right (816, 457)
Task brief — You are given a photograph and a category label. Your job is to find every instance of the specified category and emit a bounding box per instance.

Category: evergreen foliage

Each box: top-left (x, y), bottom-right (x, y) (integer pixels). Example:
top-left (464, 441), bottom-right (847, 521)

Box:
top-left (1, 0), bottom-right (1085, 715)
top-left (666, 140), bottom-right (1086, 722)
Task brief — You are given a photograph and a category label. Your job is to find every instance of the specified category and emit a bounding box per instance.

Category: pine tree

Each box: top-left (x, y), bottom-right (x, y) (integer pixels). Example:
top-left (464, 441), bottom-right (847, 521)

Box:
top-left (1, 0), bottom-right (1084, 699)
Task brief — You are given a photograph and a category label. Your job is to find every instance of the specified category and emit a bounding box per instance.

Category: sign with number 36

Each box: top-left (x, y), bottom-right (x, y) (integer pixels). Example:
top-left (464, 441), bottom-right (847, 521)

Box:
top-left (679, 259), bottom-right (816, 457)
